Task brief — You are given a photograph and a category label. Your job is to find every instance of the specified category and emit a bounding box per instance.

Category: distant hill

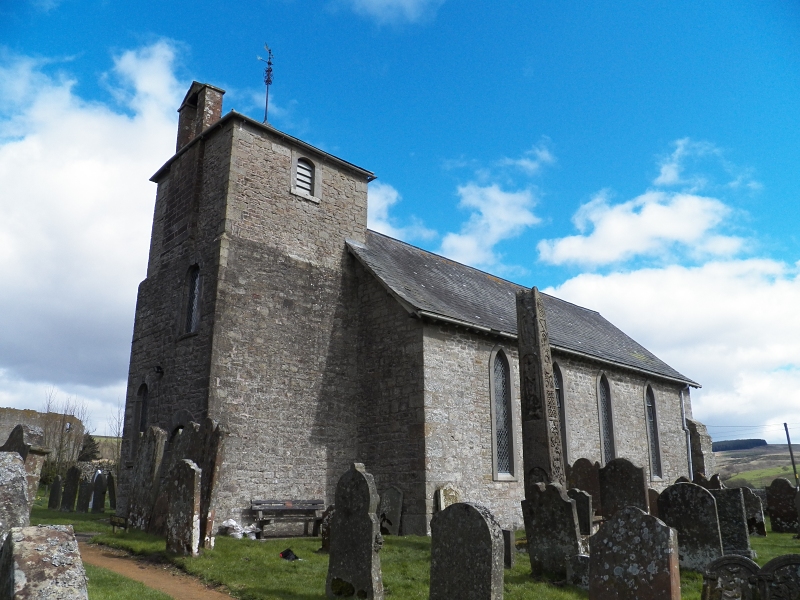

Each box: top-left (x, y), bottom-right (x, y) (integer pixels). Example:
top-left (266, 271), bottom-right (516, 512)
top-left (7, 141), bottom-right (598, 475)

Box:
top-left (712, 438), bottom-right (767, 452)
top-left (715, 443), bottom-right (800, 488)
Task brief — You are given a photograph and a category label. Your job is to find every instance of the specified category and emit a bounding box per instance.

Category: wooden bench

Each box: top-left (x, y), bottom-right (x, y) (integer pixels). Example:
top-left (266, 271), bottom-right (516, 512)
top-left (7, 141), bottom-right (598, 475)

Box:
top-left (250, 499), bottom-right (325, 537)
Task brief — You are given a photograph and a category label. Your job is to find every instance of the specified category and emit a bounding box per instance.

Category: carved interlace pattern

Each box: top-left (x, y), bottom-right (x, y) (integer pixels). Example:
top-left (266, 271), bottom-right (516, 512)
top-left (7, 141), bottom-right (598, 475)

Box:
top-left (534, 290), bottom-right (564, 485)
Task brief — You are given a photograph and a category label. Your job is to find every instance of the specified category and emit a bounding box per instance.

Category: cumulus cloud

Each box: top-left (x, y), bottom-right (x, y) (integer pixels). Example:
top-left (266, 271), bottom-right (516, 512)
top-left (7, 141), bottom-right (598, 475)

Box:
top-left (545, 258), bottom-right (800, 443)
top-left (367, 181), bottom-right (436, 241)
top-left (538, 190), bottom-right (742, 266)
top-left (439, 183), bottom-right (540, 269)
top-left (0, 41), bottom-right (182, 432)
top-left (498, 140), bottom-right (555, 175)
top-left (654, 137), bottom-right (760, 192)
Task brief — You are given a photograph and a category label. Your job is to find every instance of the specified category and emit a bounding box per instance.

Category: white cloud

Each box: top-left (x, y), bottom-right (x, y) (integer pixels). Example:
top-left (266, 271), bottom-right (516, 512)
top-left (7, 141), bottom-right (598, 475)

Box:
top-left (546, 258), bottom-right (800, 443)
top-left (499, 141), bottom-right (555, 175)
top-left (653, 137), bottom-right (760, 192)
top-left (538, 190), bottom-right (742, 266)
top-left (367, 181), bottom-right (436, 241)
top-left (0, 41), bottom-right (182, 434)
top-left (439, 183), bottom-right (540, 269)
top-left (344, 0), bottom-right (445, 23)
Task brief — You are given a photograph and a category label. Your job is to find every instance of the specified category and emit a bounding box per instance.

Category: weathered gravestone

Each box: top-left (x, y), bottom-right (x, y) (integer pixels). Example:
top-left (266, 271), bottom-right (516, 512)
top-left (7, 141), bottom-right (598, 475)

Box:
top-left (766, 478), bottom-right (799, 533)
top-left (319, 505), bottom-right (335, 553)
top-left (675, 476), bottom-right (691, 483)
top-left (567, 458), bottom-right (601, 516)
top-left (758, 554), bottom-right (800, 600)
top-left (48, 475), bottom-right (62, 510)
top-left (429, 503), bottom-right (504, 600)
top-left (589, 505), bottom-right (680, 600)
top-left (502, 529), bottom-right (515, 569)
top-left (702, 555), bottom-right (760, 600)
top-left (92, 473), bottom-right (107, 513)
top-left (165, 459), bottom-right (202, 556)
top-left (521, 482), bottom-right (582, 579)
top-left (567, 554), bottom-right (589, 590)
top-left (741, 486), bottom-right (766, 537)
top-left (567, 488), bottom-right (592, 535)
top-left (76, 479), bottom-right (94, 513)
top-left (710, 488), bottom-right (754, 559)
top-left (378, 486), bottom-right (403, 536)
top-left (599, 457), bottom-right (649, 519)
top-left (694, 472), bottom-right (724, 490)
top-left (60, 465), bottom-right (81, 512)
top-left (434, 483), bottom-right (461, 512)
top-left (127, 426), bottom-right (167, 530)
top-left (107, 472), bottom-right (117, 511)
top-left (0, 525), bottom-right (88, 600)
top-left (326, 463), bottom-right (383, 600)
top-left (648, 488), bottom-right (660, 519)
top-left (658, 482), bottom-right (723, 571)
top-left (0, 452), bottom-right (29, 544)
top-left (0, 425), bottom-right (50, 515)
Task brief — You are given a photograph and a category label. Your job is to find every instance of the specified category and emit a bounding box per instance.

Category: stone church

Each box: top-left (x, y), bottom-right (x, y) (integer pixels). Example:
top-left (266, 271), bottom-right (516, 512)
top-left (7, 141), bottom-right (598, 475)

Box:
top-left (118, 81), bottom-right (711, 534)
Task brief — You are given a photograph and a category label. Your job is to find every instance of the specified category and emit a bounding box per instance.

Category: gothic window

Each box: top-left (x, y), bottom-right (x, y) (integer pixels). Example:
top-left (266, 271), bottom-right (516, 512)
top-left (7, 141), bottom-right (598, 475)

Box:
top-left (490, 349), bottom-right (515, 478)
top-left (185, 265), bottom-right (200, 333)
top-left (645, 385), bottom-right (663, 478)
top-left (598, 374), bottom-right (615, 465)
top-left (295, 158), bottom-right (314, 195)
top-left (553, 362), bottom-right (568, 463)
top-left (138, 384), bottom-right (149, 433)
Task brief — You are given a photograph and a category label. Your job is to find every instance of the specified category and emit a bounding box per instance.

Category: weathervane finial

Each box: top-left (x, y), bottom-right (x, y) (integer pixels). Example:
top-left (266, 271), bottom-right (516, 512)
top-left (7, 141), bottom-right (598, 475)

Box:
top-left (257, 43), bottom-right (274, 124)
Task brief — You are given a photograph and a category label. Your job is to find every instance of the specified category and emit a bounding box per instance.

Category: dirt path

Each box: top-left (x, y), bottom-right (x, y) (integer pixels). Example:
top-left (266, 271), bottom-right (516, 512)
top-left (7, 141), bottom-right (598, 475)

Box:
top-left (79, 542), bottom-right (234, 600)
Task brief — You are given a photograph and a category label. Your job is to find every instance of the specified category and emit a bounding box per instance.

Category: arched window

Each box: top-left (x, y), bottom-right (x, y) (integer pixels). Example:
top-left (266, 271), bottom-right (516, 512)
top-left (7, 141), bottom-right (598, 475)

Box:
top-left (553, 362), bottom-right (568, 464)
top-left (137, 384), bottom-right (149, 433)
top-left (295, 158), bottom-right (314, 195)
top-left (645, 385), bottom-right (663, 478)
top-left (491, 350), bottom-right (514, 477)
top-left (598, 374), bottom-right (615, 465)
top-left (185, 265), bottom-right (200, 333)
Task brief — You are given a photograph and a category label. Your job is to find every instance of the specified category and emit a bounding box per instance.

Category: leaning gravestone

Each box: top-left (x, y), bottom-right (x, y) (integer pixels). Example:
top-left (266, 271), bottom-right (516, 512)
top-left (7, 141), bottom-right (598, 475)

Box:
top-left (378, 486), bottom-right (403, 536)
top-left (521, 482), bottom-right (581, 579)
top-left (710, 488), bottom-right (753, 559)
top-left (0, 452), bottom-right (29, 544)
top-left (107, 472), bottom-right (117, 510)
top-left (740, 486), bottom-right (766, 537)
top-left (702, 555), bottom-right (760, 600)
top-left (61, 465), bottom-right (81, 512)
top-left (0, 424), bottom-right (51, 515)
top-left (648, 488), bottom-right (660, 519)
top-left (567, 458), bottom-right (601, 515)
top-left (127, 426), bottom-right (168, 531)
top-left (429, 503), bottom-right (503, 600)
top-left (758, 555), bottom-right (800, 600)
top-left (92, 473), bottom-right (108, 513)
top-left (48, 475), bottom-right (63, 510)
top-left (766, 478), bottom-right (799, 533)
top-left (165, 459), bottom-right (202, 556)
top-left (658, 482), bottom-right (723, 571)
top-left (567, 488), bottom-right (592, 535)
top-left (502, 529), bottom-right (515, 569)
top-left (326, 463), bottom-right (383, 600)
top-left (598, 457), bottom-right (649, 519)
top-left (76, 479), bottom-right (93, 513)
top-left (0, 525), bottom-right (88, 599)
top-left (589, 505), bottom-right (680, 600)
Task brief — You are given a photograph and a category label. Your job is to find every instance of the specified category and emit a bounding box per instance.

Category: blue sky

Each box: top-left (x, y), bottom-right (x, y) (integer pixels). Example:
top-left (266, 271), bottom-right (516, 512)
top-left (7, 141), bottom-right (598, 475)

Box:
top-left (1, 0), bottom-right (799, 444)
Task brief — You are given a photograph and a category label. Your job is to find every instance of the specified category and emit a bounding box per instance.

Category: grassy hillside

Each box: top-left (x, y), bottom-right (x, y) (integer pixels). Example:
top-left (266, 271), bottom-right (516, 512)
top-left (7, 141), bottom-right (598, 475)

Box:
top-left (715, 444), bottom-right (800, 488)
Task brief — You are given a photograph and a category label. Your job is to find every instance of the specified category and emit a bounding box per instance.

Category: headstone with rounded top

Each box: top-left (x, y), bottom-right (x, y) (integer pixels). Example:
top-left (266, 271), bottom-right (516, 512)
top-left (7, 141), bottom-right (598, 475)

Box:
top-left (92, 473), bottom-right (108, 513)
top-left (325, 463), bottom-right (383, 600)
top-left (76, 479), bottom-right (93, 513)
top-left (48, 475), bottom-right (63, 510)
top-left (567, 458), bottom-right (601, 515)
top-left (429, 502), bottom-right (504, 600)
top-left (599, 457), bottom-right (649, 519)
top-left (378, 486), bottom-right (403, 536)
top-left (658, 482), bottom-right (723, 571)
top-left (766, 478), bottom-right (798, 533)
top-left (521, 482), bottom-right (581, 579)
top-left (710, 488), bottom-right (753, 559)
top-left (740, 486), bottom-right (765, 537)
top-left (60, 465), bottom-right (81, 512)
top-left (702, 555), bottom-right (759, 600)
top-left (757, 554), bottom-right (800, 600)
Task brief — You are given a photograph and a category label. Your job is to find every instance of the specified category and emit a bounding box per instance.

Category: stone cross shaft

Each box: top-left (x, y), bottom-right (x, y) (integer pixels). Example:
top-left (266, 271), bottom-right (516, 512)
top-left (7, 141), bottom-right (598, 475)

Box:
top-left (516, 287), bottom-right (565, 492)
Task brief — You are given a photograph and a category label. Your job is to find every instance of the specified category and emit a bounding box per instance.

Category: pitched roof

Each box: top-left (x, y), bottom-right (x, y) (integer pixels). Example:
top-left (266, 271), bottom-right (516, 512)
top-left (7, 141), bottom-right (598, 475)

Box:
top-left (347, 230), bottom-right (699, 387)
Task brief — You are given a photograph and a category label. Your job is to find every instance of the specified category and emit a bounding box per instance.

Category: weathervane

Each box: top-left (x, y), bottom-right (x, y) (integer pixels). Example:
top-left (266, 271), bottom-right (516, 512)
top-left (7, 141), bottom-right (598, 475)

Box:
top-left (257, 43), bottom-right (274, 124)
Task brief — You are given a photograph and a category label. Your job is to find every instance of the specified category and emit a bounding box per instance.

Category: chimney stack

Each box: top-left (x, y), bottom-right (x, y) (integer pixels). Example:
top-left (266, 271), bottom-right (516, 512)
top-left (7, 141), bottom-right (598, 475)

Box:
top-left (176, 82), bottom-right (226, 152)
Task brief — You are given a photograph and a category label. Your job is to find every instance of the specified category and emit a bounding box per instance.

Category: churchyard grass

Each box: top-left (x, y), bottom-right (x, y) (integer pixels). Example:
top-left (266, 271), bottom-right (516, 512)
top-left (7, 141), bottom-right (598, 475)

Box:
top-left (84, 563), bottom-right (173, 600)
top-left (30, 505), bottom-right (114, 534)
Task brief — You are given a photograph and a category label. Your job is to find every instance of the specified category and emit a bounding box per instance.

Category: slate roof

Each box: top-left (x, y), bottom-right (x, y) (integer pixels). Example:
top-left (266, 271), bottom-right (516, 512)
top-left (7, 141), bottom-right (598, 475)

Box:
top-left (347, 230), bottom-right (698, 387)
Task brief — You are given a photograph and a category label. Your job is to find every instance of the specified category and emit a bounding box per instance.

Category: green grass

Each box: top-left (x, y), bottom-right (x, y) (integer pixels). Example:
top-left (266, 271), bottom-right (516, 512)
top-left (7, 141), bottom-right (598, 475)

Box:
top-left (750, 523), bottom-right (800, 565)
top-left (725, 465), bottom-right (798, 488)
top-left (84, 563), bottom-right (173, 600)
top-left (30, 505), bottom-right (115, 534)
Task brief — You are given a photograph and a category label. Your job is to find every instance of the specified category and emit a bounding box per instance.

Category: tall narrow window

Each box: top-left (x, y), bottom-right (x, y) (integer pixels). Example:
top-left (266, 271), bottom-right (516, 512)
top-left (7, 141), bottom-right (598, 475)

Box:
top-left (492, 351), bottom-right (514, 476)
top-left (185, 265), bottom-right (200, 333)
top-left (138, 384), bottom-right (149, 433)
top-left (295, 158), bottom-right (314, 195)
top-left (598, 374), bottom-right (615, 464)
top-left (646, 386), bottom-right (663, 478)
top-left (553, 363), bottom-right (568, 463)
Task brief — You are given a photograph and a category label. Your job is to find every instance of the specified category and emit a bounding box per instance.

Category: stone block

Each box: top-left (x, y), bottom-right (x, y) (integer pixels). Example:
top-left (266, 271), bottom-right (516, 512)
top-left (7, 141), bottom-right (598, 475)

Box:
top-left (47, 475), bottom-right (62, 510)
top-left (658, 482), bottom-right (723, 571)
top-left (567, 488), bottom-right (592, 535)
top-left (522, 482), bottom-right (581, 579)
top-left (702, 555), bottom-right (759, 600)
top-left (429, 503), bottom-right (503, 600)
top-left (710, 488), bottom-right (753, 559)
top-left (0, 452), bottom-right (29, 544)
top-left (589, 505), bottom-right (680, 600)
top-left (165, 459), bottom-right (202, 556)
top-left (599, 457), bottom-right (649, 519)
top-left (378, 486), bottom-right (403, 536)
top-left (766, 478), bottom-right (798, 533)
top-left (60, 466), bottom-right (80, 512)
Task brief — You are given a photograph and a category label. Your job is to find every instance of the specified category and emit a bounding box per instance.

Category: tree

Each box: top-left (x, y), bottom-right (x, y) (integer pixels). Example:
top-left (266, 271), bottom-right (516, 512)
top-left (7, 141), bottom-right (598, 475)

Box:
top-left (78, 433), bottom-right (100, 461)
top-left (40, 389), bottom-right (88, 483)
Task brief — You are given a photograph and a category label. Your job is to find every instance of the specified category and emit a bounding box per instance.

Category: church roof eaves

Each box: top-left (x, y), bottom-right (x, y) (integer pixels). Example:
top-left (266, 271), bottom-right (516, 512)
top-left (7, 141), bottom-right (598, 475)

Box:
top-left (347, 230), bottom-right (700, 388)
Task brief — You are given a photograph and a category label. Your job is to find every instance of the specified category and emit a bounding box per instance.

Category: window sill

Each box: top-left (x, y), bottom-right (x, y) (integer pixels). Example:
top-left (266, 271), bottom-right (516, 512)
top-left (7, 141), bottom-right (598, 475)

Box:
top-left (291, 186), bottom-right (320, 204)
top-left (493, 473), bottom-right (518, 483)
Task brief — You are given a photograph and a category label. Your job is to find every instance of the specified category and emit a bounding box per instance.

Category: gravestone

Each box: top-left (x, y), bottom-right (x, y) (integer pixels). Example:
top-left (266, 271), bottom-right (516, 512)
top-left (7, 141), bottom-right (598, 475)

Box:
top-left (758, 555), bottom-right (800, 600)
top-left (0, 525), bottom-right (88, 599)
top-left (516, 287), bottom-right (565, 490)
top-left (76, 477), bottom-right (94, 513)
top-left (61, 465), bottom-right (81, 512)
top-left (709, 474), bottom-right (725, 489)
top-left (658, 482), bottom-right (723, 571)
top-left (0, 424), bottom-right (51, 515)
top-left (92, 473), bottom-right (108, 513)
top-left (502, 529), bottom-right (515, 569)
top-left (165, 459), bottom-right (202, 556)
top-left (127, 426), bottom-right (167, 531)
top-left (766, 478), bottom-right (799, 533)
top-left (107, 472), bottom-right (117, 510)
top-left (319, 505), bottom-right (335, 553)
top-left (435, 483), bottom-right (462, 512)
top-left (589, 505), bottom-right (680, 600)
top-left (566, 554), bottom-right (589, 590)
top-left (648, 488), bottom-right (660, 519)
top-left (567, 458), bottom-right (601, 515)
top-left (326, 463), bottom-right (383, 600)
top-left (702, 555), bottom-right (760, 600)
top-left (378, 486), bottom-right (403, 536)
top-left (740, 486), bottom-right (766, 536)
top-left (599, 457), bottom-right (648, 519)
top-left (429, 502), bottom-right (504, 600)
top-left (710, 488), bottom-right (753, 559)
top-left (567, 488), bottom-right (592, 535)
top-left (48, 475), bottom-right (63, 510)
top-left (0, 452), bottom-right (29, 544)
top-left (694, 472), bottom-right (725, 490)
top-left (521, 482), bottom-right (581, 579)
